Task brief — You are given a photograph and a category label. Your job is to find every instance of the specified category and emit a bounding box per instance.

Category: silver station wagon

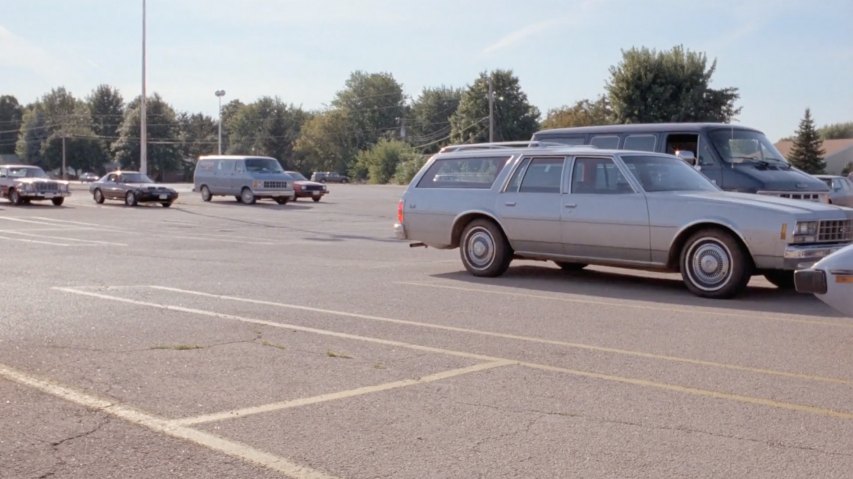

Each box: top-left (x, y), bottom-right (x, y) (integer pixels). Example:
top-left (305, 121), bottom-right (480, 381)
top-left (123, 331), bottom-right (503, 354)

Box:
top-left (394, 143), bottom-right (853, 298)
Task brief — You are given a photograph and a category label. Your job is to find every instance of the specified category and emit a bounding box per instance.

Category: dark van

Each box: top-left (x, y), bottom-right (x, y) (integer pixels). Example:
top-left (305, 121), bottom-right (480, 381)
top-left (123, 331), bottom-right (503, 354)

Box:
top-left (532, 123), bottom-right (829, 202)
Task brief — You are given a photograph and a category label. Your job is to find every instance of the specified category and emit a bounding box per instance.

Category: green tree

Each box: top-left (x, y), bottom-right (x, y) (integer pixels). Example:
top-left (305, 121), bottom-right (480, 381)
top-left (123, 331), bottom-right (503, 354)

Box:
top-left (818, 122), bottom-right (853, 140)
top-left (841, 162), bottom-right (853, 176)
top-left (226, 97), bottom-right (307, 166)
top-left (788, 108), bottom-right (826, 174)
top-left (177, 112), bottom-right (217, 177)
top-left (218, 99), bottom-right (245, 154)
top-left (87, 85), bottom-right (124, 141)
top-left (331, 71), bottom-right (405, 152)
top-left (293, 109), bottom-right (358, 176)
top-left (393, 155), bottom-right (428, 185)
top-left (0, 95), bottom-right (23, 155)
top-left (353, 139), bottom-right (420, 184)
top-left (112, 94), bottom-right (182, 178)
top-left (14, 88), bottom-right (100, 175)
top-left (450, 70), bottom-right (540, 144)
top-left (606, 45), bottom-right (740, 123)
top-left (408, 86), bottom-right (462, 153)
top-left (541, 96), bottom-right (613, 129)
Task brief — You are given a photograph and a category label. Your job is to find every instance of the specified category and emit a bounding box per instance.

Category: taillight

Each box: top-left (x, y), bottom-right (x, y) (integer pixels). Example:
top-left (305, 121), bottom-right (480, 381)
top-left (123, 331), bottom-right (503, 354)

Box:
top-left (396, 199), bottom-right (404, 224)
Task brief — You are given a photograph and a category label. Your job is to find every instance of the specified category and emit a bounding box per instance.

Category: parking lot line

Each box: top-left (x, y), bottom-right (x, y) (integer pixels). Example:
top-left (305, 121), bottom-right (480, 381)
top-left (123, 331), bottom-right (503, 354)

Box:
top-left (173, 360), bottom-right (513, 426)
top-left (55, 286), bottom-right (853, 420)
top-left (397, 281), bottom-right (851, 328)
top-left (0, 229), bottom-right (127, 246)
top-left (0, 235), bottom-right (81, 246)
top-left (0, 363), bottom-right (339, 479)
top-left (148, 285), bottom-right (853, 387)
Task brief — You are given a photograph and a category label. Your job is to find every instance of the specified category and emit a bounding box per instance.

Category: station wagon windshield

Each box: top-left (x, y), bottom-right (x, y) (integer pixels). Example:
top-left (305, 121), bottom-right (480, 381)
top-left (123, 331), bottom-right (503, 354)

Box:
top-left (6, 167), bottom-right (47, 178)
top-left (245, 158), bottom-right (284, 173)
top-left (621, 155), bottom-right (719, 192)
top-left (708, 129), bottom-right (789, 165)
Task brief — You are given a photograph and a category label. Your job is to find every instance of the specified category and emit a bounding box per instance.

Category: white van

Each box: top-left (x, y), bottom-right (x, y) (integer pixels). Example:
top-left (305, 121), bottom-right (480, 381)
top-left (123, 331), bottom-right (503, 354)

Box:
top-left (194, 155), bottom-right (295, 204)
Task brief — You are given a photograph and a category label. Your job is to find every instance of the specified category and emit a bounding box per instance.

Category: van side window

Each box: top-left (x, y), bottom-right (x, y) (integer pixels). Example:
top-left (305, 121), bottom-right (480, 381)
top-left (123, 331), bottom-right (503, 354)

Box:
top-left (665, 134), bottom-right (699, 156)
top-left (416, 156), bottom-right (509, 189)
top-left (518, 158), bottom-right (563, 194)
top-left (217, 160), bottom-right (234, 173)
top-left (234, 161), bottom-right (245, 173)
top-left (571, 157), bottom-right (632, 194)
top-left (197, 160), bottom-right (214, 172)
top-left (590, 135), bottom-right (619, 149)
top-left (623, 134), bottom-right (656, 152)
top-left (541, 136), bottom-right (585, 146)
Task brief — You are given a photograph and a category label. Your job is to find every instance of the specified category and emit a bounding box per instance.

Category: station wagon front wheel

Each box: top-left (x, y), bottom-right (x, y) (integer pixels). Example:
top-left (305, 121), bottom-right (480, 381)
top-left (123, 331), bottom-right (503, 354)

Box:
top-left (459, 219), bottom-right (511, 277)
top-left (680, 229), bottom-right (751, 299)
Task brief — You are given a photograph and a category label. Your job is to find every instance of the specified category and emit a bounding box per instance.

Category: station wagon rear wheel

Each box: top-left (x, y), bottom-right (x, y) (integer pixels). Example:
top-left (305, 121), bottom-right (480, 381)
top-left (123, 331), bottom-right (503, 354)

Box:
top-left (200, 185), bottom-right (212, 202)
top-left (240, 188), bottom-right (255, 204)
top-left (680, 229), bottom-right (751, 299)
top-left (460, 219), bottom-right (511, 277)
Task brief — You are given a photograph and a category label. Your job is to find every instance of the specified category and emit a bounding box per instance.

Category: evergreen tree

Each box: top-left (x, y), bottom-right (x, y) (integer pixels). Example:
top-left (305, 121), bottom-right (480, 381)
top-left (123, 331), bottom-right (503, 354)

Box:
top-left (788, 108), bottom-right (825, 174)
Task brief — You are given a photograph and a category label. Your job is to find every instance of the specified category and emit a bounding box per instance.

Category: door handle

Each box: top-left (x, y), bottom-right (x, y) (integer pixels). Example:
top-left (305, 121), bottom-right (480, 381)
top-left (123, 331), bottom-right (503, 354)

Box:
top-left (564, 203), bottom-right (577, 209)
top-left (504, 201), bottom-right (516, 207)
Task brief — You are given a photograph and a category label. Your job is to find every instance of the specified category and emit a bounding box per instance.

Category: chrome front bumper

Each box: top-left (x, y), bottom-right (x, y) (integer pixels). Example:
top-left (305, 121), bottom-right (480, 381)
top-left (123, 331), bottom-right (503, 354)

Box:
top-left (783, 243), bottom-right (850, 269)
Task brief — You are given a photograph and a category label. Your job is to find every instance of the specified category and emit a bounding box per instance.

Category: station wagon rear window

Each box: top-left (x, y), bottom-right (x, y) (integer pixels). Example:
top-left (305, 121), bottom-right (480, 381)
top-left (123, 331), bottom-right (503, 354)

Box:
top-left (417, 156), bottom-right (509, 189)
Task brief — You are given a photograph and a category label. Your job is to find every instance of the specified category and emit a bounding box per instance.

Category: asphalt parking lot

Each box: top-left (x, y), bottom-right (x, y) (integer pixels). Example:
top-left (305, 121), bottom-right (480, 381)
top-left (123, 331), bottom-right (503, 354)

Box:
top-left (1, 184), bottom-right (851, 478)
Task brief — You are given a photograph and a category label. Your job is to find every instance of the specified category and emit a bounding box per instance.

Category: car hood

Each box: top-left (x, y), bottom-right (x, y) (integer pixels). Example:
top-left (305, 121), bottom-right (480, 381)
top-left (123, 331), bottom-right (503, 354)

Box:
top-left (15, 178), bottom-right (68, 185)
top-left (294, 180), bottom-right (325, 187)
top-left (662, 191), bottom-right (847, 215)
top-left (131, 183), bottom-right (176, 191)
top-left (735, 164), bottom-right (830, 192)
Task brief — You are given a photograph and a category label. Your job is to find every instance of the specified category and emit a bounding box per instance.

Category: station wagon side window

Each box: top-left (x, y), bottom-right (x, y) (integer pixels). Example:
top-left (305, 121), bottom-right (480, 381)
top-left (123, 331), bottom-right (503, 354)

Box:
top-left (589, 135), bottom-right (619, 149)
top-left (416, 156), bottom-right (510, 189)
top-left (623, 134), bottom-right (656, 152)
top-left (517, 157), bottom-right (564, 193)
top-left (505, 158), bottom-right (531, 193)
top-left (571, 157), bottom-right (633, 194)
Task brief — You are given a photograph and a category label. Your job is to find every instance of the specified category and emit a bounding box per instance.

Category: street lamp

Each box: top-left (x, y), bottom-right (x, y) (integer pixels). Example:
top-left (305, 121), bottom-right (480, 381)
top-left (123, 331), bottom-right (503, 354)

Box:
top-left (215, 90), bottom-right (226, 155)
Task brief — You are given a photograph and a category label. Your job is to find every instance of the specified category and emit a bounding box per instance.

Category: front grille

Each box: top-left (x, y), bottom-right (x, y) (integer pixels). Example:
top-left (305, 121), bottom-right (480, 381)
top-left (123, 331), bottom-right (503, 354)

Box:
top-left (302, 185), bottom-right (322, 192)
top-left (35, 183), bottom-right (59, 193)
top-left (757, 190), bottom-right (825, 202)
top-left (817, 219), bottom-right (853, 242)
top-left (263, 181), bottom-right (287, 189)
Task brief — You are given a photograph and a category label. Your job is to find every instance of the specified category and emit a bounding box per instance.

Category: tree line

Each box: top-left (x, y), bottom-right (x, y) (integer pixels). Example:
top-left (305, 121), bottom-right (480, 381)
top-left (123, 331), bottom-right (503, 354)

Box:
top-left (0, 45), bottom-right (847, 182)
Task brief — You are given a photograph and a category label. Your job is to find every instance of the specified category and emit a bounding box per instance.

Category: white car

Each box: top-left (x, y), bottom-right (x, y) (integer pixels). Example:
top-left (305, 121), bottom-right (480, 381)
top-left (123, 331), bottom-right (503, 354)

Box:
top-left (794, 244), bottom-right (853, 316)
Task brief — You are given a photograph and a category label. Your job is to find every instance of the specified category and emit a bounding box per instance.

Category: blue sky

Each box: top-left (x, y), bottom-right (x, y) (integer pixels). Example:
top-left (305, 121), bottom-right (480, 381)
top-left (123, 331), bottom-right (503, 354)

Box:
top-left (1, 0), bottom-right (850, 141)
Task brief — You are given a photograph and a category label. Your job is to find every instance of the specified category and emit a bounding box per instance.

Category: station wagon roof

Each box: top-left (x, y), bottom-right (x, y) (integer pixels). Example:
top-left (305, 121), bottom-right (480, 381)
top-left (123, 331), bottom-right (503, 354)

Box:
top-left (534, 122), bottom-right (763, 136)
top-left (434, 145), bottom-right (672, 158)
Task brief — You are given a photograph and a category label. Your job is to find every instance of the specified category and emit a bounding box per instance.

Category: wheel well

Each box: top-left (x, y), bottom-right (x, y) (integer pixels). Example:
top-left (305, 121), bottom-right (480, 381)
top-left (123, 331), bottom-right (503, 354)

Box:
top-left (451, 213), bottom-right (504, 248)
top-left (667, 223), bottom-right (754, 271)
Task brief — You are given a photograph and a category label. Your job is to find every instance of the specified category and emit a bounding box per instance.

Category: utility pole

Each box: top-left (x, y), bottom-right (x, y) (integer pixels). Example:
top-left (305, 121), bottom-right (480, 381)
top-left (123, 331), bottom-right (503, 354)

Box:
top-left (61, 134), bottom-right (66, 180)
top-left (488, 76), bottom-right (495, 143)
top-left (215, 90), bottom-right (226, 154)
top-left (140, 0), bottom-right (147, 174)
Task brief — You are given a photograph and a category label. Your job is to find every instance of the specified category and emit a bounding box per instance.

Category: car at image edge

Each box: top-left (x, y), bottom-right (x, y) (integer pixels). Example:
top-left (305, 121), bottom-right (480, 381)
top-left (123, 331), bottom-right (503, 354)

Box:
top-left (0, 164), bottom-right (71, 206)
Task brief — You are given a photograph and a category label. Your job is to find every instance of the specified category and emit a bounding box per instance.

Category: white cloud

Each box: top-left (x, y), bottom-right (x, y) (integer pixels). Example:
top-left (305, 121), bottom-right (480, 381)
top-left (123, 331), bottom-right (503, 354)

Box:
top-left (483, 19), bottom-right (570, 54)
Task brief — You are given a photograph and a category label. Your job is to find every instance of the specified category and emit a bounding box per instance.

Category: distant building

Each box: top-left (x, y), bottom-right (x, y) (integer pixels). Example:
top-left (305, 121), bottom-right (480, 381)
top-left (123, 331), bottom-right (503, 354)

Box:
top-left (775, 139), bottom-right (853, 174)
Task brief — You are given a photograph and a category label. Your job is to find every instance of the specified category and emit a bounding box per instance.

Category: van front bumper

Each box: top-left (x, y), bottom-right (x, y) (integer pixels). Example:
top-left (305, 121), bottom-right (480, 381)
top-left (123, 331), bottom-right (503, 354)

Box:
top-left (252, 189), bottom-right (295, 199)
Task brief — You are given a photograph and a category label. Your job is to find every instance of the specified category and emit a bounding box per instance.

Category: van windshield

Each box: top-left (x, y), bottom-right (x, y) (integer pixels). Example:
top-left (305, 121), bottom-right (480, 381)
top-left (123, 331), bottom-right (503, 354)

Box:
top-left (708, 129), bottom-right (789, 166)
top-left (245, 158), bottom-right (284, 173)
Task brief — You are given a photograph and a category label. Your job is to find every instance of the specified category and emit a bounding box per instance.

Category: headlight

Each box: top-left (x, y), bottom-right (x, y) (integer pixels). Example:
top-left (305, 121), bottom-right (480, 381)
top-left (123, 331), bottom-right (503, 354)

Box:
top-left (252, 180), bottom-right (263, 189)
top-left (792, 221), bottom-right (818, 243)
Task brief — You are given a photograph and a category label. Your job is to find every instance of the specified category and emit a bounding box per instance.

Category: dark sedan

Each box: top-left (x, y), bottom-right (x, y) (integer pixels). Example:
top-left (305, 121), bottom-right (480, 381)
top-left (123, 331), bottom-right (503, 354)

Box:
top-left (89, 171), bottom-right (178, 207)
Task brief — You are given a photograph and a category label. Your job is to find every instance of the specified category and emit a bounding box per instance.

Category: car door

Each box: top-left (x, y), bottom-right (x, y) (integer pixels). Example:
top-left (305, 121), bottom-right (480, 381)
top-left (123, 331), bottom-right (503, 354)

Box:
top-left (103, 173), bottom-right (122, 199)
top-left (561, 156), bottom-right (651, 263)
top-left (495, 156), bottom-right (566, 256)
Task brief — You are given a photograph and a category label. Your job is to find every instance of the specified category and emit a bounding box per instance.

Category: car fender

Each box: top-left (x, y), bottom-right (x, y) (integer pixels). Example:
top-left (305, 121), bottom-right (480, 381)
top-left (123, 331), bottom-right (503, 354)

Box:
top-left (450, 209), bottom-right (506, 248)
top-left (666, 217), bottom-right (756, 268)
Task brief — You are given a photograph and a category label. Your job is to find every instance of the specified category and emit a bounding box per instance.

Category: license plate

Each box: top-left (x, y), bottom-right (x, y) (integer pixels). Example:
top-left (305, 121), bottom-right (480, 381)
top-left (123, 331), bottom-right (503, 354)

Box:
top-left (159, 194), bottom-right (167, 199)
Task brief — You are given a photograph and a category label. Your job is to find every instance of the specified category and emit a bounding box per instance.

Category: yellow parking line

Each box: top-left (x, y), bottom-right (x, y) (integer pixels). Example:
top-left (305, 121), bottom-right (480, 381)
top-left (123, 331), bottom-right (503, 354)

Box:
top-left (0, 363), bottom-right (339, 479)
top-left (397, 281), bottom-right (851, 328)
top-left (55, 287), bottom-right (853, 420)
top-left (148, 285), bottom-right (853, 386)
top-left (174, 360), bottom-right (513, 426)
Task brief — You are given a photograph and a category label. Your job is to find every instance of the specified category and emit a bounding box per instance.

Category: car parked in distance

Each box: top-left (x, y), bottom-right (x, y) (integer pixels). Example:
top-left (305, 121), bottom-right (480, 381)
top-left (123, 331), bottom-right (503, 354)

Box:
top-left (394, 143), bottom-right (853, 299)
top-left (795, 244), bottom-right (853, 317)
top-left (814, 175), bottom-right (853, 207)
top-left (89, 171), bottom-right (178, 207)
top-left (79, 172), bottom-right (100, 183)
top-left (310, 171), bottom-right (349, 183)
top-left (194, 155), bottom-right (294, 205)
top-left (285, 171), bottom-right (328, 202)
top-left (0, 164), bottom-right (71, 206)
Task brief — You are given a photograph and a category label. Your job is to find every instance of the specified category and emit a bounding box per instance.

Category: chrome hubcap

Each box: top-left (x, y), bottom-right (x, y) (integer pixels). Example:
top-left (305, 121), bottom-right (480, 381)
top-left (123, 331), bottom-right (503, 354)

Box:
top-left (465, 228), bottom-right (495, 269)
top-left (688, 240), bottom-right (731, 290)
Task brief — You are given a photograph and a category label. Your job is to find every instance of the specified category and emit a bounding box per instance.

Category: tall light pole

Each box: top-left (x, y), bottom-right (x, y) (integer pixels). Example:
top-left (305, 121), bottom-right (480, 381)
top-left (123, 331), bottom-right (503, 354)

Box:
top-left (488, 76), bottom-right (494, 143)
top-left (140, 0), bottom-right (147, 174)
top-left (215, 90), bottom-right (226, 154)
